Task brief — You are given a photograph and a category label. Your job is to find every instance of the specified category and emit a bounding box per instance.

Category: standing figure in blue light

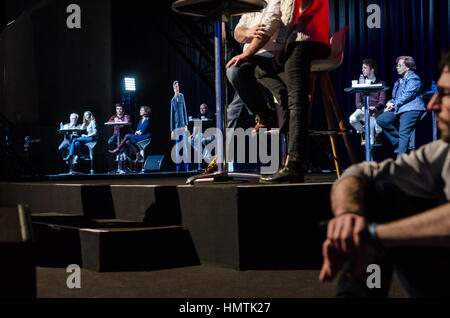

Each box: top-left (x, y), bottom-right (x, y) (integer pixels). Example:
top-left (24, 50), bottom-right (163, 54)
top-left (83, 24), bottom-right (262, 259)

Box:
top-left (170, 81), bottom-right (189, 172)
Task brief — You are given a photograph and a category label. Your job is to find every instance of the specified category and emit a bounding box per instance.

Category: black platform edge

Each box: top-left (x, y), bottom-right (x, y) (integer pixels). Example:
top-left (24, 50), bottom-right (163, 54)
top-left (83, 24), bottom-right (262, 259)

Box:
top-left (177, 183), bottom-right (333, 270)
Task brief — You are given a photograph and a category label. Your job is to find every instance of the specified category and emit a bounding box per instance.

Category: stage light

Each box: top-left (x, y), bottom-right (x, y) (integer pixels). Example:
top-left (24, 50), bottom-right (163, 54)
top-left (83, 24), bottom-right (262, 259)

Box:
top-left (124, 77), bottom-right (136, 92)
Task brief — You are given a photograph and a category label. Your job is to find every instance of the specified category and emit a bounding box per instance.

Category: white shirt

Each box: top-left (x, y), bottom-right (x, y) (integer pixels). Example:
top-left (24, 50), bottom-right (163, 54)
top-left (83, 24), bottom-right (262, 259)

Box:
top-left (235, 0), bottom-right (281, 55)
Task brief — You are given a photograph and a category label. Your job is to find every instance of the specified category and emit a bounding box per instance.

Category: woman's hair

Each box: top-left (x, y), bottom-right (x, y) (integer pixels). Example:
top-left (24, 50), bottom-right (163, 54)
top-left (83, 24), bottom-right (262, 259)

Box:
top-left (396, 56), bottom-right (417, 71)
top-left (141, 106), bottom-right (151, 117)
top-left (83, 111), bottom-right (95, 125)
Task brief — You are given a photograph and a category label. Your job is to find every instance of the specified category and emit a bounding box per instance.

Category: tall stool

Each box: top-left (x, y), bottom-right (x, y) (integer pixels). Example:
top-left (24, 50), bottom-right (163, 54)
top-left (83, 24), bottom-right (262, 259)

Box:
top-left (136, 138), bottom-right (151, 173)
top-left (309, 26), bottom-right (356, 177)
top-left (84, 141), bottom-right (97, 175)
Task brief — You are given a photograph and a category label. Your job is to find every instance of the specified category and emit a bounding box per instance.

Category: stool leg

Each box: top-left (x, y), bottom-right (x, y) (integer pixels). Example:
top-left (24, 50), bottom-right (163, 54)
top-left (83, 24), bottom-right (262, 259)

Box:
top-left (318, 73), bottom-right (341, 177)
top-left (323, 72), bottom-right (357, 164)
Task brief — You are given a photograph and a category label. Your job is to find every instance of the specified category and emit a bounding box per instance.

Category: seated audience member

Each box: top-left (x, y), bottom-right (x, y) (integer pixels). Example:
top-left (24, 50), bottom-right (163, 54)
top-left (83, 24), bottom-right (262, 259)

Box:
top-left (349, 59), bottom-right (386, 145)
top-left (319, 50), bottom-right (450, 297)
top-left (376, 56), bottom-right (426, 157)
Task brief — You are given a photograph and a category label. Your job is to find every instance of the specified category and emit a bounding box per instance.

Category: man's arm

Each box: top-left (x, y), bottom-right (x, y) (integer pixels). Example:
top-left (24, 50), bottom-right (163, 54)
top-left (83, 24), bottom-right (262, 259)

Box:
top-left (226, 34), bottom-right (271, 68)
top-left (331, 176), bottom-right (366, 217)
top-left (234, 25), bottom-right (265, 44)
top-left (376, 202), bottom-right (450, 248)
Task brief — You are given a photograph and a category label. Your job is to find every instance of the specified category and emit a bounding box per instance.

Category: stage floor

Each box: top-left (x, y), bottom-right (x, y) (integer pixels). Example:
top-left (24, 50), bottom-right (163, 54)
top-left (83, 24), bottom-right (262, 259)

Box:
top-left (15, 171), bottom-right (338, 186)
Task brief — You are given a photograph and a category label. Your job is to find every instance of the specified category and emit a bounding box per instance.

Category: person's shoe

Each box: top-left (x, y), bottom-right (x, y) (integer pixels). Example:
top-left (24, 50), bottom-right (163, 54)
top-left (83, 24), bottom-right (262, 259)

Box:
top-left (202, 158), bottom-right (218, 175)
top-left (260, 163), bottom-right (304, 183)
top-left (109, 148), bottom-right (119, 154)
top-left (252, 114), bottom-right (273, 136)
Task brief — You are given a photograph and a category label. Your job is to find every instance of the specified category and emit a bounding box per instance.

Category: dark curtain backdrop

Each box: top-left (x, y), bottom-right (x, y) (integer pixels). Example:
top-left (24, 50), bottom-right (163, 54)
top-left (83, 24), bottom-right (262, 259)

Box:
top-left (328, 0), bottom-right (450, 153)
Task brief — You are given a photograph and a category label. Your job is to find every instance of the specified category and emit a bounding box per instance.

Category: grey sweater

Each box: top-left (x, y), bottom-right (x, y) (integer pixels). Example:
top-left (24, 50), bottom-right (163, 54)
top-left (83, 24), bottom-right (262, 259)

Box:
top-left (340, 139), bottom-right (450, 203)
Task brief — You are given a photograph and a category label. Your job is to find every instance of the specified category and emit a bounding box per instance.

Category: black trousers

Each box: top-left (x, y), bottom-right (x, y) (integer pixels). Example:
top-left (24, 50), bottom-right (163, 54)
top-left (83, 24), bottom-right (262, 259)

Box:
top-left (336, 180), bottom-right (450, 298)
top-left (256, 42), bottom-right (330, 164)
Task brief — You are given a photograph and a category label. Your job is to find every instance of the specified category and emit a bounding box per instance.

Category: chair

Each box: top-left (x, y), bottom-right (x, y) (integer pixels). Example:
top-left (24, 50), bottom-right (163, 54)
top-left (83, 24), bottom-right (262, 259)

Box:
top-left (136, 138), bottom-right (151, 172)
top-left (309, 26), bottom-right (356, 177)
top-left (83, 141), bottom-right (97, 174)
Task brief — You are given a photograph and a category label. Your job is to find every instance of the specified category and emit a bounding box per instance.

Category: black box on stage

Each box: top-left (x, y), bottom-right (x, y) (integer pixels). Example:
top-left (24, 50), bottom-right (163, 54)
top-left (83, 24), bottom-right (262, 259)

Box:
top-left (143, 155), bottom-right (165, 171)
top-left (0, 205), bottom-right (36, 298)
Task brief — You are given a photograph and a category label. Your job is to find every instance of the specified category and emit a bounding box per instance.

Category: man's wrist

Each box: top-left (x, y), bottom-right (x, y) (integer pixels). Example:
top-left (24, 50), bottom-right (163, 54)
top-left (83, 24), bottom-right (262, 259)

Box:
top-left (367, 223), bottom-right (384, 250)
top-left (334, 210), bottom-right (364, 217)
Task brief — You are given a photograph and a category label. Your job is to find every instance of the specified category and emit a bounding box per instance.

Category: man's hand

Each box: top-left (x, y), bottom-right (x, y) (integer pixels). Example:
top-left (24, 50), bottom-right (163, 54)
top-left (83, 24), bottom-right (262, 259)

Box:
top-left (385, 102), bottom-right (395, 112)
top-left (320, 216), bottom-right (376, 283)
top-left (136, 131), bottom-right (142, 135)
top-left (327, 213), bottom-right (368, 254)
top-left (226, 53), bottom-right (250, 68)
top-left (244, 24), bottom-right (265, 41)
top-left (171, 131), bottom-right (175, 140)
top-left (319, 239), bottom-right (345, 282)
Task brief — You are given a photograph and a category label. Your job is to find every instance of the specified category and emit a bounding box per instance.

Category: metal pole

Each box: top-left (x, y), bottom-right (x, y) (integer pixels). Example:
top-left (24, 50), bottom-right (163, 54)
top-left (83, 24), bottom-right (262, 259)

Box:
top-left (214, 20), bottom-right (228, 172)
top-left (364, 95), bottom-right (373, 161)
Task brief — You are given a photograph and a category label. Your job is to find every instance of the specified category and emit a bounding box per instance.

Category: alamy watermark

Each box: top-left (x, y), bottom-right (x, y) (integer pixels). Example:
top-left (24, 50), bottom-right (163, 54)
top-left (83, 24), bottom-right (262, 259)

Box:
top-left (66, 4), bottom-right (81, 29)
top-left (66, 264), bottom-right (81, 289)
top-left (171, 122), bottom-right (280, 174)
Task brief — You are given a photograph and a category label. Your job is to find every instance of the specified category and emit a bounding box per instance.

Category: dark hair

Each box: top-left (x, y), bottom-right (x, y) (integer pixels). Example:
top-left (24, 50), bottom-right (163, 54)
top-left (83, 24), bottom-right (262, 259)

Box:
top-left (396, 56), bottom-right (417, 71)
top-left (362, 58), bottom-right (378, 75)
top-left (141, 105), bottom-right (151, 117)
top-left (115, 103), bottom-right (124, 109)
top-left (439, 48), bottom-right (450, 74)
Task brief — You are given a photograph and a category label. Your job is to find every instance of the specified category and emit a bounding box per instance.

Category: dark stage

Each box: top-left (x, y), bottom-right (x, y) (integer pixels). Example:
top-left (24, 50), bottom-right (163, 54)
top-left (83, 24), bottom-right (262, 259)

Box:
top-left (1, 0), bottom-right (449, 301)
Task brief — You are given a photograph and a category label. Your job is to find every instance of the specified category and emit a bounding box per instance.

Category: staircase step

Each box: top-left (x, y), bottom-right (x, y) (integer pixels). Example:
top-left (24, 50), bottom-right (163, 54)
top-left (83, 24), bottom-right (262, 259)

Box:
top-left (31, 213), bottom-right (199, 272)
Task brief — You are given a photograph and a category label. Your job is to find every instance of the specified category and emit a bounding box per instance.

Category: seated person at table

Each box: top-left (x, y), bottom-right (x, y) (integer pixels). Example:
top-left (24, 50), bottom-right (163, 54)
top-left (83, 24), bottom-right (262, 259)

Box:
top-left (107, 103), bottom-right (131, 149)
top-left (190, 103), bottom-right (216, 162)
top-left (65, 111), bottom-right (97, 163)
top-left (349, 59), bottom-right (386, 145)
top-left (58, 113), bottom-right (80, 158)
top-left (376, 56), bottom-right (426, 157)
top-left (109, 106), bottom-right (151, 162)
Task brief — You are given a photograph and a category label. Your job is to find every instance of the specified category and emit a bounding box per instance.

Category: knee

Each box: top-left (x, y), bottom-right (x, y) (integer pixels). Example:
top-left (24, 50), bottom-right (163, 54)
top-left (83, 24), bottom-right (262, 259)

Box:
top-left (226, 66), bottom-right (239, 84)
top-left (349, 115), bottom-right (358, 124)
top-left (376, 115), bottom-right (387, 127)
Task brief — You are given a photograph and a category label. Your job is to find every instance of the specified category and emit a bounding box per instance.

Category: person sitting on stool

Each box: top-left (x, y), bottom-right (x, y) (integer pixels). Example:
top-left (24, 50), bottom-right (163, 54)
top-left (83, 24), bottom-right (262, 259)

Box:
top-left (65, 111), bottom-right (97, 164)
top-left (107, 103), bottom-right (131, 150)
top-left (58, 113), bottom-right (80, 159)
top-left (376, 56), bottom-right (426, 158)
top-left (348, 59), bottom-right (386, 146)
top-left (109, 105), bottom-right (151, 162)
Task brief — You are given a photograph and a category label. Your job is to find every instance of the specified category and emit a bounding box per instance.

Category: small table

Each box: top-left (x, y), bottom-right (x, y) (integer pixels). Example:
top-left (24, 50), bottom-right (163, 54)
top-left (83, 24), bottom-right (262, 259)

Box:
top-left (105, 121), bottom-right (132, 174)
top-left (345, 84), bottom-right (390, 161)
top-left (58, 128), bottom-right (86, 175)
